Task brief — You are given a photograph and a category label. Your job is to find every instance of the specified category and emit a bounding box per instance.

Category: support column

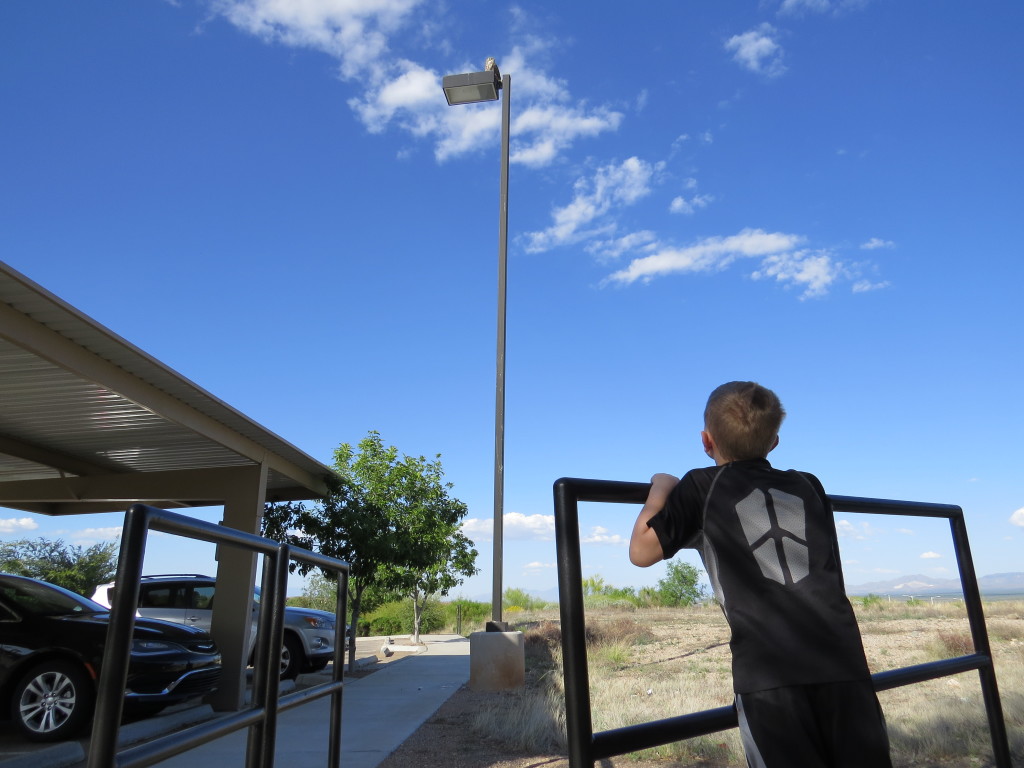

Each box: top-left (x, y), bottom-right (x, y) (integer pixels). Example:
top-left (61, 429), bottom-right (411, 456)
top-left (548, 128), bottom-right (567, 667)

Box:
top-left (208, 462), bottom-right (269, 711)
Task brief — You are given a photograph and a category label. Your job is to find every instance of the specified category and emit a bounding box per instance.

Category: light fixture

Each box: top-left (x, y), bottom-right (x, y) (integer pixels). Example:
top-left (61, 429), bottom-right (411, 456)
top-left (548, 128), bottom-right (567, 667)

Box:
top-left (442, 66), bottom-right (502, 105)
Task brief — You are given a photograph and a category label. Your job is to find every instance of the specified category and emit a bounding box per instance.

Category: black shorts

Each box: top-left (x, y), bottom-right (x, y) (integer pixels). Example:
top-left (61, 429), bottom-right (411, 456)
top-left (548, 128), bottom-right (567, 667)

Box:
top-left (735, 680), bottom-right (892, 768)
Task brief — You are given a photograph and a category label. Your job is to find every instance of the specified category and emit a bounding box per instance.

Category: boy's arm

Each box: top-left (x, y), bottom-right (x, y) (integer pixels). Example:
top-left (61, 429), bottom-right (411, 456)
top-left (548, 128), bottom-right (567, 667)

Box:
top-left (629, 473), bottom-right (680, 567)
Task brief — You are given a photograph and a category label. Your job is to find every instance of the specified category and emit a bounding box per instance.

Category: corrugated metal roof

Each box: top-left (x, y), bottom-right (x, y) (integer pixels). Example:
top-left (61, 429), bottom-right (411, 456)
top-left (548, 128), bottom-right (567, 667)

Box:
top-left (0, 260), bottom-right (331, 513)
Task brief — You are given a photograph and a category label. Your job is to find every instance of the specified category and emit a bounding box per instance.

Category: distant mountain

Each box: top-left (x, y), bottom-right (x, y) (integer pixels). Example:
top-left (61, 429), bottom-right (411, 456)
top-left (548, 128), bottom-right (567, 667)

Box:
top-left (847, 572), bottom-right (1024, 596)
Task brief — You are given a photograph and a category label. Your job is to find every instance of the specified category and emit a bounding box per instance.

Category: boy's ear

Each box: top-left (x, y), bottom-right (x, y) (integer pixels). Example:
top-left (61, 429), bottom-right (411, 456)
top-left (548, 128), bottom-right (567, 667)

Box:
top-left (769, 435), bottom-right (780, 453)
top-left (701, 430), bottom-right (715, 457)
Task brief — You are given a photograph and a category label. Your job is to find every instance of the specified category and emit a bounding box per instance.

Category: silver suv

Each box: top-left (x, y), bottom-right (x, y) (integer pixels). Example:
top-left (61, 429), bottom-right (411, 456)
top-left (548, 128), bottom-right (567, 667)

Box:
top-left (94, 574), bottom-right (337, 679)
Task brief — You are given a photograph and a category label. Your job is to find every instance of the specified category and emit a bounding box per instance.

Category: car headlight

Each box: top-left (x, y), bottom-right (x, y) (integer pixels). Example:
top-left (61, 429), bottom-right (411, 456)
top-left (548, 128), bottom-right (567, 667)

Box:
top-left (131, 639), bottom-right (178, 654)
top-left (301, 616), bottom-right (335, 630)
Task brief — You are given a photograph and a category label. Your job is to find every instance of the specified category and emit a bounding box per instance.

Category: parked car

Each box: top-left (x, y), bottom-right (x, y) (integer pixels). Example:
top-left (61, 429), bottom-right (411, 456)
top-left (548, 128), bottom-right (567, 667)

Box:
top-left (93, 574), bottom-right (338, 680)
top-left (0, 573), bottom-right (221, 742)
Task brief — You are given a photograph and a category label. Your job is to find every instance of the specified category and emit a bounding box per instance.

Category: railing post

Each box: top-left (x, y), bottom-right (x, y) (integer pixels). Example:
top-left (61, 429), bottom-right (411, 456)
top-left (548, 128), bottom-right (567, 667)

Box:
top-left (554, 479), bottom-right (594, 768)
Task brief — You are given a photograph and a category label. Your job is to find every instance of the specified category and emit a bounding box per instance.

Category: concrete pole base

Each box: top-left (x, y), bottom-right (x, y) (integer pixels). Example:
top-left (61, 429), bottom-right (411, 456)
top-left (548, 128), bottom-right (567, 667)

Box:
top-left (469, 630), bottom-right (525, 691)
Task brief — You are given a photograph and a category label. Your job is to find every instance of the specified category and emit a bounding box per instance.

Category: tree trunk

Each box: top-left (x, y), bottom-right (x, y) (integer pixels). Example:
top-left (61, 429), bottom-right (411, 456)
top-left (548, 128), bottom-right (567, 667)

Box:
top-left (347, 582), bottom-right (365, 673)
top-left (411, 589), bottom-right (422, 644)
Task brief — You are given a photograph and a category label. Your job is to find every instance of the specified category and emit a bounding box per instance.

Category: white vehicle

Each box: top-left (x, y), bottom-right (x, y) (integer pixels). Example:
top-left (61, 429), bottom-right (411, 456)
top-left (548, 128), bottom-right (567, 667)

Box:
top-left (93, 574), bottom-right (339, 679)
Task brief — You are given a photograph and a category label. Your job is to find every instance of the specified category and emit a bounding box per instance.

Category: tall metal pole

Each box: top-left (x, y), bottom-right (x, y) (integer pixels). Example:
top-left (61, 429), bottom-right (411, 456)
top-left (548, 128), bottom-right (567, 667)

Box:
top-left (493, 73), bottom-right (510, 625)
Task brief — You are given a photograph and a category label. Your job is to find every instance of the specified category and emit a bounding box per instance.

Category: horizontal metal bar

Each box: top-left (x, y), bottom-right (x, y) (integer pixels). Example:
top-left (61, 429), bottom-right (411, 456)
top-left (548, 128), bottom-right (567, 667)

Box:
top-left (592, 705), bottom-right (737, 760)
top-left (872, 654), bottom-right (989, 692)
top-left (553, 477), bottom-right (650, 505)
top-left (277, 679), bottom-right (346, 714)
top-left (588, 655), bottom-right (991, 760)
top-left (116, 707), bottom-right (266, 768)
top-left (829, 494), bottom-right (962, 518)
top-left (146, 506), bottom-right (281, 556)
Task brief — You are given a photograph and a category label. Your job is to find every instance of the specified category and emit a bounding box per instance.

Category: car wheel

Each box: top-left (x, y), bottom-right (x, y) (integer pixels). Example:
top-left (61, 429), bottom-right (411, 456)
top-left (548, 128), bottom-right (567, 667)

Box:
top-left (12, 661), bottom-right (95, 742)
top-left (280, 634), bottom-right (304, 680)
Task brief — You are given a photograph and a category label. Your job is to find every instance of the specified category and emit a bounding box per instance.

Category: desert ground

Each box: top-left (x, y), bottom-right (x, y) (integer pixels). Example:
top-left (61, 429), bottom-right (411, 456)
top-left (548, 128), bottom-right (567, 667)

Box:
top-left (377, 601), bottom-right (1023, 768)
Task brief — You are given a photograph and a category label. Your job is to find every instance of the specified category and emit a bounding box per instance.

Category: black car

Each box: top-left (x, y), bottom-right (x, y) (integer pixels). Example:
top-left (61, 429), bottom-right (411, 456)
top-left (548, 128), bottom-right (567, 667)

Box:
top-left (0, 573), bottom-right (222, 742)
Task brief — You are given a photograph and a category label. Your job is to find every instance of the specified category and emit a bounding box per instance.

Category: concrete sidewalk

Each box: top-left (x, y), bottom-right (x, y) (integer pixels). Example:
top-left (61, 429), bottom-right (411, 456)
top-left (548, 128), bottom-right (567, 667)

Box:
top-left (1, 634), bottom-right (471, 768)
top-left (152, 634), bottom-right (470, 768)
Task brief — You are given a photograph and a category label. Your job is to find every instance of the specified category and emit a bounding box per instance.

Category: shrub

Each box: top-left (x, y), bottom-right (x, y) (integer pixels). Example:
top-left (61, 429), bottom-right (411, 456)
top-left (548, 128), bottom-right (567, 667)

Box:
top-left (364, 598), bottom-right (446, 636)
top-left (442, 598), bottom-right (490, 634)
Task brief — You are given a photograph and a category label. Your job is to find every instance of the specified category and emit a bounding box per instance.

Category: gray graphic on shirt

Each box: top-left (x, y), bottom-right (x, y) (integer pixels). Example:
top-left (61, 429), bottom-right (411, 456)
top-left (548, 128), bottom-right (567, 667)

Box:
top-left (735, 488), bottom-right (809, 585)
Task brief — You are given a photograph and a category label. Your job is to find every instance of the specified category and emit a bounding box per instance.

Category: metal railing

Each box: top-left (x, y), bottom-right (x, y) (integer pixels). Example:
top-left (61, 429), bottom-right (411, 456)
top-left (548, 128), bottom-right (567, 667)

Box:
top-left (88, 503), bottom-right (350, 768)
top-left (552, 478), bottom-right (1012, 768)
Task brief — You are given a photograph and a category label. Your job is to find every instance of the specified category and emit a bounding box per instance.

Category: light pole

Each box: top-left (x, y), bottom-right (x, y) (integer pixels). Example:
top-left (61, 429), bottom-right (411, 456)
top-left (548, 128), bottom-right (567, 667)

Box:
top-left (443, 59), bottom-right (510, 627)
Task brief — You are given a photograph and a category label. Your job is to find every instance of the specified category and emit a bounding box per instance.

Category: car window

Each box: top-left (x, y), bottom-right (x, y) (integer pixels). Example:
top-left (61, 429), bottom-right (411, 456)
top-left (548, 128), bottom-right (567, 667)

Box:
top-left (0, 579), bottom-right (101, 616)
top-left (140, 585), bottom-right (189, 609)
top-left (191, 586), bottom-right (215, 610)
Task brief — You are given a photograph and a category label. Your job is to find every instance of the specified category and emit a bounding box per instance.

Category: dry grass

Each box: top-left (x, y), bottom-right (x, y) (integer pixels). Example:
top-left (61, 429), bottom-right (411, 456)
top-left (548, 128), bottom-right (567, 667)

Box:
top-left (463, 601), bottom-right (1024, 767)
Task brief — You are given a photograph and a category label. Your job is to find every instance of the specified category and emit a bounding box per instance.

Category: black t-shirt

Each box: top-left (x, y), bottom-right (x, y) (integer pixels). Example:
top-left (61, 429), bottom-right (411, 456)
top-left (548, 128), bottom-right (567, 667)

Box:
top-left (648, 459), bottom-right (871, 693)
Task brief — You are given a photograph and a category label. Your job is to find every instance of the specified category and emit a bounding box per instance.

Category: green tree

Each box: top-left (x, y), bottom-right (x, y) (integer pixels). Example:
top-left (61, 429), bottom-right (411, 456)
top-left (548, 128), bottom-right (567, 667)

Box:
top-left (263, 431), bottom-right (477, 663)
top-left (0, 537), bottom-right (118, 597)
top-left (333, 433), bottom-right (477, 644)
top-left (656, 561), bottom-right (708, 607)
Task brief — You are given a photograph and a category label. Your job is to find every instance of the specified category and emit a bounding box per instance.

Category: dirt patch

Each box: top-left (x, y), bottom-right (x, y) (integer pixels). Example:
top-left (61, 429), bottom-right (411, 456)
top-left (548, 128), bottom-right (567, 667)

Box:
top-left (377, 607), bottom-right (1022, 768)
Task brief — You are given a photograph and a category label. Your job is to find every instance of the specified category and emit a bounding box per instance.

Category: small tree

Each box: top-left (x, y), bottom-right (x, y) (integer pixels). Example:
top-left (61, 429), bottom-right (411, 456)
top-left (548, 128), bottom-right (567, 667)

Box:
top-left (263, 432), bottom-right (477, 664)
top-left (656, 561), bottom-right (708, 607)
top-left (0, 537), bottom-right (118, 597)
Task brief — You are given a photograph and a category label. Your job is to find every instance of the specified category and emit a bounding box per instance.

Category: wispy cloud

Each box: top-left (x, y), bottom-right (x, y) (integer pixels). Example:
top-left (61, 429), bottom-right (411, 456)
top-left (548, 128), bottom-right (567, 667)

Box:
top-left (607, 228), bottom-right (801, 283)
top-left (462, 512), bottom-right (554, 542)
top-left (836, 519), bottom-right (878, 539)
top-left (920, 551), bottom-right (942, 559)
top-left (71, 526), bottom-right (123, 544)
top-left (0, 517), bottom-right (39, 534)
top-left (209, 2), bottom-right (620, 166)
top-left (669, 193), bottom-right (714, 215)
top-left (779, 0), bottom-right (832, 15)
top-left (861, 237), bottom-right (895, 250)
top-left (523, 561), bottom-right (556, 572)
top-left (1010, 507), bottom-right (1024, 527)
top-left (523, 157), bottom-right (662, 252)
top-left (582, 526), bottom-right (628, 546)
top-left (725, 24), bottom-right (787, 78)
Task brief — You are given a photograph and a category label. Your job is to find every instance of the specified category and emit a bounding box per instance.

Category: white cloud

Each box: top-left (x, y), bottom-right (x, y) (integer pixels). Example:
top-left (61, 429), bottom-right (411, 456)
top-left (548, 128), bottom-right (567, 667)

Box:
top-left (0, 517), bottom-right (39, 534)
top-left (751, 249), bottom-right (844, 299)
top-left (212, 3), bottom-right (620, 166)
top-left (524, 157), bottom-right (661, 252)
top-left (851, 279), bottom-right (890, 293)
top-left (920, 551), bottom-right (942, 559)
top-left (606, 228), bottom-right (804, 285)
top-left (836, 519), bottom-right (877, 539)
top-left (523, 561), bottom-right (556, 572)
top-left (1010, 507), bottom-right (1024, 527)
top-left (462, 512), bottom-right (555, 543)
top-left (71, 526), bottom-right (123, 545)
top-left (669, 193), bottom-right (714, 215)
top-left (725, 24), bottom-right (787, 78)
top-left (581, 526), bottom-right (628, 546)
top-left (779, 0), bottom-right (832, 15)
top-left (586, 230), bottom-right (659, 262)
top-left (212, 0), bottom-right (421, 80)
top-left (861, 237), bottom-right (895, 250)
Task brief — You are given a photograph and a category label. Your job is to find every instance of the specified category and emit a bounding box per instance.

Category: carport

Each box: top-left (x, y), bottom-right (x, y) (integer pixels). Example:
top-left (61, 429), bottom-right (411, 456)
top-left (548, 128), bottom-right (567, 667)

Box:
top-left (0, 260), bottom-right (332, 710)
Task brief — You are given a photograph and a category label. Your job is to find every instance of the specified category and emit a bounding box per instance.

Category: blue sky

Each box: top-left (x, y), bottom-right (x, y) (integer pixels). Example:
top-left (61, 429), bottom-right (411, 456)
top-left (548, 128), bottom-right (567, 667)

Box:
top-left (1, 0), bottom-right (1022, 600)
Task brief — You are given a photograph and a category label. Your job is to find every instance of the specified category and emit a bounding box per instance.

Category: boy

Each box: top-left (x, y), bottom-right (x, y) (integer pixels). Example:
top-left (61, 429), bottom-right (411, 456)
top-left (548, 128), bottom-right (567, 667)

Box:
top-left (629, 381), bottom-right (892, 768)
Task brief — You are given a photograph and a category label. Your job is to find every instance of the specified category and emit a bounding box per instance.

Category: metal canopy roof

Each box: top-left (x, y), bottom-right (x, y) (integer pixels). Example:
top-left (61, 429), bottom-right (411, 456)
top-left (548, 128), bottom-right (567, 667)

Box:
top-left (0, 260), bottom-right (331, 515)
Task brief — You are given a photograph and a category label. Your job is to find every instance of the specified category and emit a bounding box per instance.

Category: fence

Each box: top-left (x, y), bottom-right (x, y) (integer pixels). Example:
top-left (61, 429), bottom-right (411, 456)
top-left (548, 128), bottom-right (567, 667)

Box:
top-left (552, 478), bottom-right (1012, 768)
top-left (88, 503), bottom-right (349, 768)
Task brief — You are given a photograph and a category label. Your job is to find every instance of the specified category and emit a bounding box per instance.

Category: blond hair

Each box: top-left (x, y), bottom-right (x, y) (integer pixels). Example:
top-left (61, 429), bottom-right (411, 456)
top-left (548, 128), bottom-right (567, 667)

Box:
top-left (704, 381), bottom-right (785, 461)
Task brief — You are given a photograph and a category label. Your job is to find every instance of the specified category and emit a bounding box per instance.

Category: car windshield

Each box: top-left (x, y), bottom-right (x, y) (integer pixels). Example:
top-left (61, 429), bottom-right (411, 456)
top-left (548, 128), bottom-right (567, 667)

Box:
top-left (0, 576), bottom-right (105, 617)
